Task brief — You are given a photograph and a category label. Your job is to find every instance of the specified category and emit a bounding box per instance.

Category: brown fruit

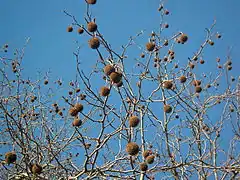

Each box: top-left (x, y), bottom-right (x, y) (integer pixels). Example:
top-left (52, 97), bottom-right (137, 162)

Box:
top-left (195, 86), bottom-right (202, 93)
top-left (126, 142), bottom-right (139, 156)
top-left (44, 80), bottom-right (48, 85)
top-left (142, 150), bottom-right (151, 159)
top-left (129, 116), bottom-right (140, 127)
top-left (227, 65), bottom-right (232, 71)
top-left (164, 104), bottom-right (172, 113)
top-left (146, 155), bottom-right (155, 164)
top-left (179, 33), bottom-right (188, 44)
top-left (179, 76), bottom-right (187, 83)
top-left (87, 0), bottom-right (96, 4)
top-left (227, 61), bottom-right (232, 66)
top-left (164, 24), bottom-right (169, 28)
top-left (75, 103), bottom-right (83, 112)
top-left (192, 80), bottom-right (201, 86)
top-left (140, 53), bottom-right (145, 58)
top-left (104, 64), bottom-right (115, 75)
top-left (163, 80), bottom-right (173, 90)
top-left (69, 107), bottom-right (78, 117)
top-left (87, 22), bottom-right (98, 32)
top-left (76, 88), bottom-right (81, 93)
top-left (164, 10), bottom-right (169, 15)
top-left (5, 152), bottom-right (17, 164)
top-left (110, 72), bottom-right (122, 83)
top-left (88, 37), bottom-right (100, 49)
top-left (116, 81), bottom-right (123, 87)
top-left (189, 63), bottom-right (195, 69)
top-left (72, 117), bottom-right (82, 127)
top-left (67, 26), bottom-right (73, 32)
top-left (146, 42), bottom-right (155, 52)
top-left (139, 162), bottom-right (148, 171)
top-left (100, 86), bottom-right (110, 97)
top-left (31, 164), bottom-right (42, 174)
top-left (77, 28), bottom-right (84, 34)
top-left (208, 40), bottom-right (214, 46)
top-left (216, 33), bottom-right (221, 39)
top-left (199, 59), bottom-right (205, 64)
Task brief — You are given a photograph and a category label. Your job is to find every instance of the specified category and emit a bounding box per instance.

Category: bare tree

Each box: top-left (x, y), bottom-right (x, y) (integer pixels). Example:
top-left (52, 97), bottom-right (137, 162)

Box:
top-left (0, 1), bottom-right (239, 179)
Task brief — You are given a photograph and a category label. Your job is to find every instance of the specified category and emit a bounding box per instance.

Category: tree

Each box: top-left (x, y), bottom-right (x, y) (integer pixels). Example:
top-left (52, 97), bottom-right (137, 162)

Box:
top-left (0, 1), bottom-right (239, 179)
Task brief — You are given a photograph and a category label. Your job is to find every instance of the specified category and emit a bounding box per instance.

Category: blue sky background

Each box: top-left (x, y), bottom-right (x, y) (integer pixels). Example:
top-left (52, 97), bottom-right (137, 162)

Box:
top-left (1, 0), bottom-right (239, 79)
top-left (1, 0), bottom-right (239, 179)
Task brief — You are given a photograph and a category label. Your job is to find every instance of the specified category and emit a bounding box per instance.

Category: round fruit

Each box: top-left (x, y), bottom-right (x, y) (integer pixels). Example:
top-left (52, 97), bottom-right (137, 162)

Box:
top-left (179, 34), bottom-right (188, 44)
top-left (67, 26), bottom-right (73, 32)
top-left (100, 86), bottom-right (110, 97)
top-left (87, 22), bottom-right (98, 32)
top-left (126, 142), bottom-right (139, 156)
top-left (110, 72), bottom-right (122, 83)
top-left (192, 80), bottom-right (201, 86)
top-left (72, 117), bottom-right (82, 127)
top-left (104, 65), bottom-right (115, 76)
top-left (146, 155), bottom-right (155, 164)
top-left (129, 116), bottom-right (140, 127)
top-left (179, 76), bottom-right (187, 83)
top-left (75, 103), bottom-right (83, 112)
top-left (77, 28), bottom-right (84, 34)
top-left (88, 37), bottom-right (100, 49)
top-left (5, 152), bottom-right (17, 164)
top-left (195, 86), bottom-right (202, 93)
top-left (142, 150), bottom-right (151, 159)
top-left (139, 162), bottom-right (148, 171)
top-left (31, 164), bottom-right (42, 174)
top-left (164, 104), bottom-right (172, 113)
top-left (69, 107), bottom-right (78, 117)
top-left (87, 0), bottom-right (96, 4)
top-left (146, 42), bottom-right (155, 52)
top-left (208, 40), bottom-right (214, 46)
top-left (163, 80), bottom-right (173, 89)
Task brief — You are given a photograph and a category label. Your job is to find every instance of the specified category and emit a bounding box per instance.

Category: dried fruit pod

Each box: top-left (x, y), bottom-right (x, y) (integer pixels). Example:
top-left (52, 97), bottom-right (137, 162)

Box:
top-left (31, 164), bottom-right (42, 174)
top-left (195, 86), bottom-right (202, 93)
top-left (192, 80), bottom-right (201, 86)
top-left (110, 72), bottom-right (122, 83)
top-left (77, 28), bottom-right (84, 34)
top-left (72, 117), bottom-right (82, 127)
top-left (142, 150), bottom-right (151, 159)
top-left (179, 33), bottom-right (188, 44)
top-left (88, 37), bottom-right (100, 49)
top-left (179, 76), bottom-right (187, 83)
top-left (74, 103), bottom-right (83, 112)
top-left (139, 162), bottom-right (148, 171)
top-left (199, 59), bottom-right (205, 64)
top-left (104, 64), bottom-right (115, 76)
top-left (67, 26), bottom-right (73, 32)
top-left (87, 0), bottom-right (96, 4)
top-left (126, 142), bottom-right (139, 156)
top-left (87, 22), bottom-right (98, 32)
top-left (5, 152), bottom-right (17, 164)
top-left (100, 86), bottom-right (110, 97)
top-left (69, 107), bottom-right (79, 117)
top-left (208, 40), bottom-right (214, 46)
top-left (164, 104), bottom-right (172, 113)
top-left (146, 155), bottom-right (155, 164)
top-left (163, 80), bottom-right (173, 90)
top-left (146, 42), bottom-right (155, 52)
top-left (129, 116), bottom-right (140, 127)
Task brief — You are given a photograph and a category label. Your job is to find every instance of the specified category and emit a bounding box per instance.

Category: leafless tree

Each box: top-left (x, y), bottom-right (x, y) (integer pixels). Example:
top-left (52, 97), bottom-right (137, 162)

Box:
top-left (0, 1), bottom-right (239, 179)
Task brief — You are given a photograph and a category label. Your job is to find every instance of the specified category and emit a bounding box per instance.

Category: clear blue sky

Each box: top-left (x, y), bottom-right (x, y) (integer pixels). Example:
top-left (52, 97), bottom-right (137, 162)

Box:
top-left (1, 0), bottom-right (239, 179)
top-left (1, 0), bottom-right (239, 79)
